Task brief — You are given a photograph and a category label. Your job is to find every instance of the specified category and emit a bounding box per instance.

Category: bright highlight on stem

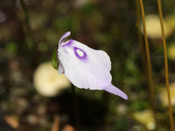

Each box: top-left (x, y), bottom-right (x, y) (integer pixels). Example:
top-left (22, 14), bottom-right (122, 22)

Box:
top-left (157, 0), bottom-right (174, 130)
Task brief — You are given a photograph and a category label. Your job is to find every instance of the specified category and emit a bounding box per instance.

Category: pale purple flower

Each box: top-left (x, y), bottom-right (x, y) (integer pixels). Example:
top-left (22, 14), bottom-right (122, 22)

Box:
top-left (57, 31), bottom-right (128, 100)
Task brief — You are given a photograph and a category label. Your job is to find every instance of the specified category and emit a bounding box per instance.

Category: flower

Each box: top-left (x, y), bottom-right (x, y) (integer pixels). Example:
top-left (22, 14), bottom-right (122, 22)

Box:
top-left (33, 62), bottom-right (71, 97)
top-left (140, 14), bottom-right (173, 39)
top-left (57, 31), bottom-right (128, 100)
top-left (133, 109), bottom-right (156, 130)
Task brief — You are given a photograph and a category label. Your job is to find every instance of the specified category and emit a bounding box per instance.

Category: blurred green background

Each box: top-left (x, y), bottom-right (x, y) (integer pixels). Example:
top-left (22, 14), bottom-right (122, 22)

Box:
top-left (0, 0), bottom-right (175, 130)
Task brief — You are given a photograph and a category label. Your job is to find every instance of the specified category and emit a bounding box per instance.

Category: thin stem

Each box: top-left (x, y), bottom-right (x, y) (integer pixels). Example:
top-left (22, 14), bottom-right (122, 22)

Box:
top-left (157, 0), bottom-right (174, 130)
top-left (139, 0), bottom-right (155, 110)
top-left (136, 0), bottom-right (143, 54)
top-left (136, 0), bottom-right (147, 77)
top-left (71, 85), bottom-right (81, 130)
top-left (20, 0), bottom-right (38, 67)
top-left (20, 0), bottom-right (31, 33)
top-left (20, 0), bottom-right (35, 44)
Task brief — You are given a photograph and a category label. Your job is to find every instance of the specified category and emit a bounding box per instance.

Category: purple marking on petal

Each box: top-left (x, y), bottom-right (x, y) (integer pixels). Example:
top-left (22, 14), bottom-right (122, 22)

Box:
top-left (74, 47), bottom-right (87, 59)
top-left (59, 31), bottom-right (71, 45)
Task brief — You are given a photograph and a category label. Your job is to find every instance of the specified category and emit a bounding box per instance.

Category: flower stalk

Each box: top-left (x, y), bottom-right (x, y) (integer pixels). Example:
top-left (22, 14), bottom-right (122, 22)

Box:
top-left (157, 0), bottom-right (174, 130)
top-left (139, 0), bottom-right (155, 111)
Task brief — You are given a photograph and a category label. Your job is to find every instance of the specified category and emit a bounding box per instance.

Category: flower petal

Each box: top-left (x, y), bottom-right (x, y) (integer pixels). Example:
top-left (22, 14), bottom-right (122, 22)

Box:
top-left (58, 39), bottom-right (112, 90)
top-left (59, 31), bottom-right (71, 45)
top-left (58, 62), bottom-right (64, 74)
top-left (104, 85), bottom-right (128, 100)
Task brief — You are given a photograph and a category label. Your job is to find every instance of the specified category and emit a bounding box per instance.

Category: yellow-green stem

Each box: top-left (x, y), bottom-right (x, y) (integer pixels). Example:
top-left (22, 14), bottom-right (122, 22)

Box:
top-left (157, 0), bottom-right (174, 130)
top-left (71, 85), bottom-right (81, 130)
top-left (139, 0), bottom-right (155, 109)
top-left (136, 0), bottom-right (145, 69)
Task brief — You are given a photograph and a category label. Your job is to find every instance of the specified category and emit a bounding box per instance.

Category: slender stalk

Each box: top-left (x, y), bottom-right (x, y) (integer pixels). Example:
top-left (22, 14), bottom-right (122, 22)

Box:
top-left (20, 0), bottom-right (30, 33)
top-left (136, 0), bottom-right (147, 77)
top-left (20, 0), bottom-right (38, 67)
top-left (20, 0), bottom-right (35, 44)
top-left (157, 0), bottom-right (174, 130)
top-left (136, 0), bottom-right (143, 59)
top-left (139, 0), bottom-right (155, 110)
top-left (71, 85), bottom-right (81, 130)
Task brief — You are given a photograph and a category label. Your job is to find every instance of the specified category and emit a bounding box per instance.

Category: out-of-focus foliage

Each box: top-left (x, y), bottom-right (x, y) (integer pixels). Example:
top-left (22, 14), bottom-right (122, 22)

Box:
top-left (159, 83), bottom-right (175, 106)
top-left (168, 43), bottom-right (175, 60)
top-left (0, 0), bottom-right (175, 130)
top-left (133, 109), bottom-right (156, 130)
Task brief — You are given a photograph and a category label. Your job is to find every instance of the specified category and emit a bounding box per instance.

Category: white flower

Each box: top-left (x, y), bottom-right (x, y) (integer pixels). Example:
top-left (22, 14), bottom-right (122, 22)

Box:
top-left (57, 31), bottom-right (128, 99)
top-left (133, 109), bottom-right (156, 130)
top-left (33, 62), bottom-right (71, 97)
top-left (140, 14), bottom-right (173, 39)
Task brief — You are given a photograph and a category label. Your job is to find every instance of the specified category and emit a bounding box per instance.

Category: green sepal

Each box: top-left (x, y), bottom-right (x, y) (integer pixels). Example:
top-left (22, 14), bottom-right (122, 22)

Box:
top-left (52, 48), bottom-right (58, 69)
